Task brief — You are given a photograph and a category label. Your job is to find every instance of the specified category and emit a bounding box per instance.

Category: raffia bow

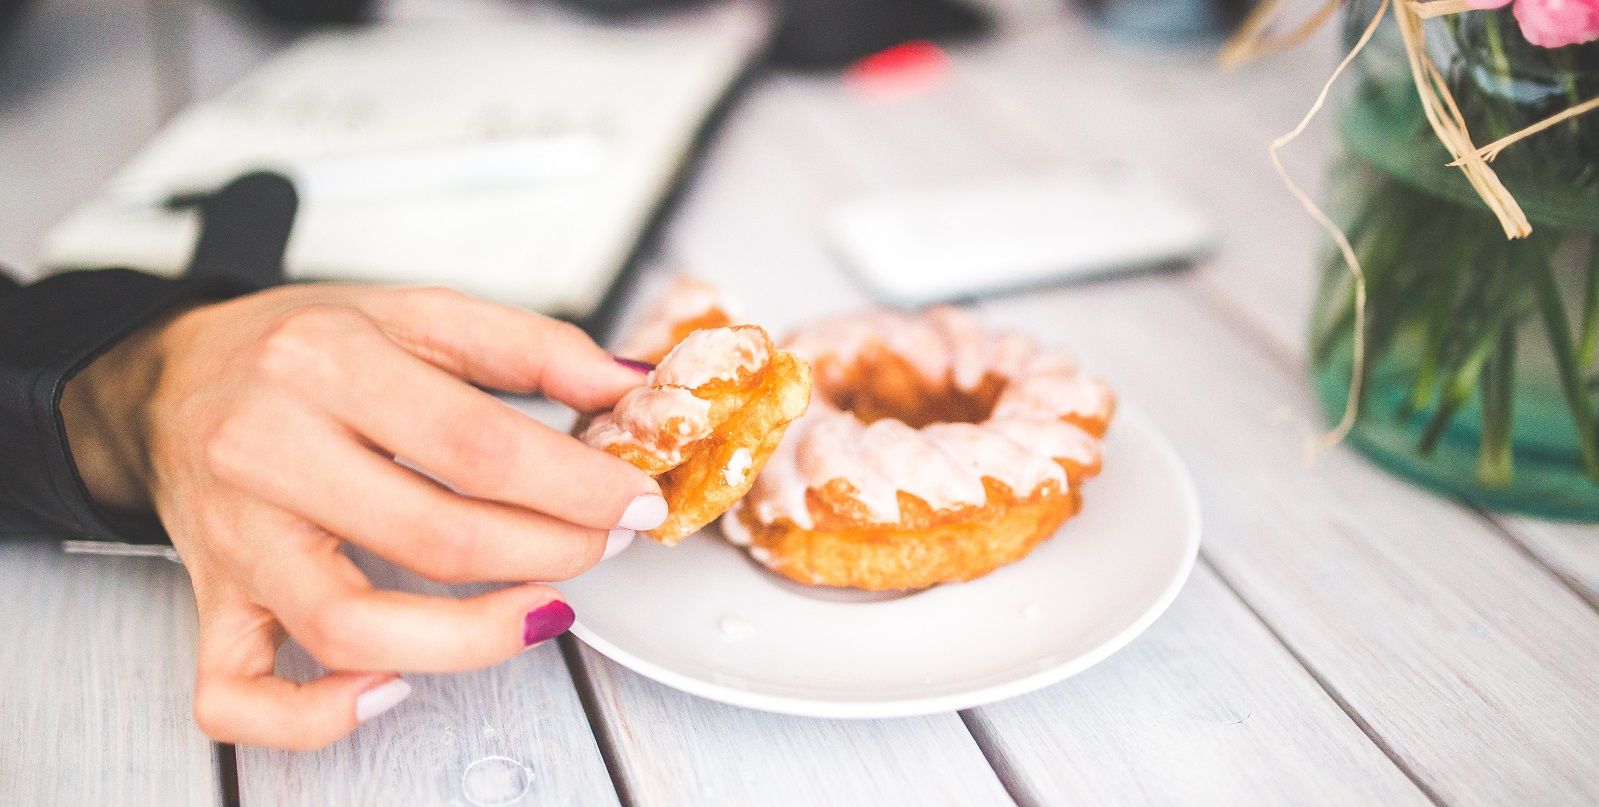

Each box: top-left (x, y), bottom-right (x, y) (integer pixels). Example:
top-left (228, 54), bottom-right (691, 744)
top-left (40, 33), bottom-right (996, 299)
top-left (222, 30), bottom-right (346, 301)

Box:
top-left (1223, 0), bottom-right (1599, 445)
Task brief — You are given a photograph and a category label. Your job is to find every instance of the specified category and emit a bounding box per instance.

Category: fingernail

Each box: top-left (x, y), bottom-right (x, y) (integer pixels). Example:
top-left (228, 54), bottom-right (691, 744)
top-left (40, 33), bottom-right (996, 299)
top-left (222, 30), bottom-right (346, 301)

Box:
top-left (355, 678), bottom-right (412, 723)
top-left (617, 494), bottom-right (668, 531)
top-left (602, 528), bottom-right (636, 561)
top-left (614, 357), bottom-right (655, 374)
top-left (523, 600), bottom-right (576, 646)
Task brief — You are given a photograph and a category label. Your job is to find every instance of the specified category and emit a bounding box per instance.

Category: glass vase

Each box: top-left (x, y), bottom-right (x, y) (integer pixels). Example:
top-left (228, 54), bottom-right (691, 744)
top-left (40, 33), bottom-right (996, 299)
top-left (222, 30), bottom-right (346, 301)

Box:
top-left (1311, 1), bottom-right (1599, 519)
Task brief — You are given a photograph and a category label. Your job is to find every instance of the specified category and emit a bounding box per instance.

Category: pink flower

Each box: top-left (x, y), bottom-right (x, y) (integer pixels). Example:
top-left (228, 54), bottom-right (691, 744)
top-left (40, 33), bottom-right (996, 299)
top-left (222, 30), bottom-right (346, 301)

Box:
top-left (1465, 0), bottom-right (1599, 48)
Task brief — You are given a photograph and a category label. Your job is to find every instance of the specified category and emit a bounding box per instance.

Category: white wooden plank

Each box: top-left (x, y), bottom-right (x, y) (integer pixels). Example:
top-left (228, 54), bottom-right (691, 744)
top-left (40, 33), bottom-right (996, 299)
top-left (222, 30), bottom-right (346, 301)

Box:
top-left (964, 567), bottom-right (1430, 807)
top-left (649, 84), bottom-right (878, 334)
top-left (0, 544), bottom-right (219, 806)
top-left (572, 644), bottom-right (1014, 807)
top-left (980, 276), bottom-right (1599, 806)
top-left (945, 9), bottom-right (1341, 350)
top-left (1499, 518), bottom-right (1599, 607)
top-left (235, 549), bottom-right (621, 807)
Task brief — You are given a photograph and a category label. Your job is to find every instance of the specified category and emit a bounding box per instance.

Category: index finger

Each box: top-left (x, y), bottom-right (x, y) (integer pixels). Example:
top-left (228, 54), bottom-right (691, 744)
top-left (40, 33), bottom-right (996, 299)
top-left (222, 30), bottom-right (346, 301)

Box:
top-left (361, 287), bottom-right (647, 412)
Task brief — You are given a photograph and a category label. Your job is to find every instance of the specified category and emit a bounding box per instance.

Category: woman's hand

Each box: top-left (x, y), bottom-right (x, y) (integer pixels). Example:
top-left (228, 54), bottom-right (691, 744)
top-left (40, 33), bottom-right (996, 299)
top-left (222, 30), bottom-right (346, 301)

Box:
top-left (60, 284), bottom-right (664, 749)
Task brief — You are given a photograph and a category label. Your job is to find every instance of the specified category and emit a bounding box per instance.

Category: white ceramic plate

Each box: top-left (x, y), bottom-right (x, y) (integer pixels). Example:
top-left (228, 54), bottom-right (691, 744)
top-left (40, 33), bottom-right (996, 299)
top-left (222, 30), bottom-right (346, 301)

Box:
top-left (559, 410), bottom-right (1201, 719)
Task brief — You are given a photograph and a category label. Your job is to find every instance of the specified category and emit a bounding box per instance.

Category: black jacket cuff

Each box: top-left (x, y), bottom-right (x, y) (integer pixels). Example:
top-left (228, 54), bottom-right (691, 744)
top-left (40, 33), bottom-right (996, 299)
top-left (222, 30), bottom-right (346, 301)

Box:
top-left (0, 269), bottom-right (258, 544)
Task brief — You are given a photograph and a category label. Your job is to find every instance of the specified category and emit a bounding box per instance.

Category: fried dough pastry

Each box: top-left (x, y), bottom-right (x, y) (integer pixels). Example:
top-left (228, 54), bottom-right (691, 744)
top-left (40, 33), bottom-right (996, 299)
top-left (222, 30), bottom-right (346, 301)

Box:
top-left (721, 307), bottom-right (1115, 590)
top-left (581, 323), bottom-right (813, 545)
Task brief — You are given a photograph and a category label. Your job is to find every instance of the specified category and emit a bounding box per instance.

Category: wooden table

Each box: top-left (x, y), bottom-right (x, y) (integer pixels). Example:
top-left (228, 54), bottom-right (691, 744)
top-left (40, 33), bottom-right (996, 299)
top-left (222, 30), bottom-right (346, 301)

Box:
top-left (3, 0), bottom-right (1597, 804)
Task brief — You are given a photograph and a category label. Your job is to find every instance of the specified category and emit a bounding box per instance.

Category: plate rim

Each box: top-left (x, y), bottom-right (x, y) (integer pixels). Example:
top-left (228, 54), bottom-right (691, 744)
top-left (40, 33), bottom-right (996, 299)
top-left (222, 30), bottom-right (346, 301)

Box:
top-left (570, 409), bottom-right (1202, 719)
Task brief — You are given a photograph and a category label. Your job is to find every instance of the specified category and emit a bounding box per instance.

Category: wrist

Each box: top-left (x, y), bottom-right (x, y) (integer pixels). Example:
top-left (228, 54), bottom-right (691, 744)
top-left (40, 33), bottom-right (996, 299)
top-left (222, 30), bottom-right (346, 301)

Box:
top-left (60, 308), bottom-right (183, 512)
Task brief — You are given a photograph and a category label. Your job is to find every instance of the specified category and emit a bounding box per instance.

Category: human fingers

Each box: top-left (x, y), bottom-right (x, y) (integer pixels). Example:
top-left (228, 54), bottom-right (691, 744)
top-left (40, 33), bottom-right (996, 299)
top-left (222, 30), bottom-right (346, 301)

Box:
top-left (206, 405), bottom-right (613, 582)
top-left (190, 590), bottom-right (411, 750)
top-left (233, 304), bottom-right (666, 532)
top-left (245, 513), bottom-right (577, 673)
top-left (361, 286), bottom-right (647, 411)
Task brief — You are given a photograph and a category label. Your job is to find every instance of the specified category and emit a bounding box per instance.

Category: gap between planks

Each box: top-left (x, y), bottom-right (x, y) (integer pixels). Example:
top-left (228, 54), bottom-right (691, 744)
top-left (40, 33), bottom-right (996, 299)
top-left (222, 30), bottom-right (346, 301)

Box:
top-left (1193, 555), bottom-right (1450, 807)
top-left (954, 711), bottom-right (1045, 807)
top-left (1179, 274), bottom-right (1599, 619)
top-left (558, 635), bottom-right (640, 807)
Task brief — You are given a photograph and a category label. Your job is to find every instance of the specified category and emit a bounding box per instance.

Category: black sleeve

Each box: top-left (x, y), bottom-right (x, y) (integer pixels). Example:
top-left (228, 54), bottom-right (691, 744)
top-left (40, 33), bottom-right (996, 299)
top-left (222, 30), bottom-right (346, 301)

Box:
top-left (0, 172), bottom-right (296, 544)
top-left (0, 268), bottom-right (258, 544)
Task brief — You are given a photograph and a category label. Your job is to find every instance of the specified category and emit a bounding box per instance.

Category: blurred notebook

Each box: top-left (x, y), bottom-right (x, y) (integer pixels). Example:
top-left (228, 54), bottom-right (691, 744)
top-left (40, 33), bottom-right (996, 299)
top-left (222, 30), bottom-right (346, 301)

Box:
top-left (44, 2), bottom-right (769, 321)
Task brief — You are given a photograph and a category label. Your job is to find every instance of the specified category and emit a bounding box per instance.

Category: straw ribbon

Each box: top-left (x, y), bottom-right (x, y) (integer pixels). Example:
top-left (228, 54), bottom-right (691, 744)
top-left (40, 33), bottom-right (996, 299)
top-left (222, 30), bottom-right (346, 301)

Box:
top-left (1218, 0), bottom-right (1599, 446)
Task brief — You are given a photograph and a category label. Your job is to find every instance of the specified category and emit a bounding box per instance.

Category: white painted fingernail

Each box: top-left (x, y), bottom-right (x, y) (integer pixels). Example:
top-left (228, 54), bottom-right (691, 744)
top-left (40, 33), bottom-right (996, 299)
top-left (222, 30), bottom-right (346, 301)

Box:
top-left (602, 528), bottom-right (636, 561)
top-left (355, 678), bottom-right (412, 723)
top-left (616, 494), bottom-right (667, 531)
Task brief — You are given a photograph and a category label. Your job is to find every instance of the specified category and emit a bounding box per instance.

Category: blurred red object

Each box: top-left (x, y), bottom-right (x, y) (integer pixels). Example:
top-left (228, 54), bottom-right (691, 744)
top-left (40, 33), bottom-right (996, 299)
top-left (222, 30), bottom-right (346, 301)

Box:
top-left (845, 40), bottom-right (951, 100)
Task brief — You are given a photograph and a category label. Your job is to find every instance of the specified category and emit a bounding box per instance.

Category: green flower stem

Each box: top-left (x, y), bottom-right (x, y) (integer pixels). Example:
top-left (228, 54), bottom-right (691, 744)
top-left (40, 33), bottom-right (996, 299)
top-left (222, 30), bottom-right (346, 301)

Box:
top-left (1404, 269), bottom-right (1457, 417)
top-left (1418, 281), bottom-right (1528, 456)
top-left (1478, 329), bottom-right (1516, 487)
top-left (1530, 258), bottom-right (1599, 480)
top-left (1483, 13), bottom-right (1515, 101)
top-left (1312, 198), bottom-right (1411, 366)
top-left (1580, 242), bottom-right (1599, 368)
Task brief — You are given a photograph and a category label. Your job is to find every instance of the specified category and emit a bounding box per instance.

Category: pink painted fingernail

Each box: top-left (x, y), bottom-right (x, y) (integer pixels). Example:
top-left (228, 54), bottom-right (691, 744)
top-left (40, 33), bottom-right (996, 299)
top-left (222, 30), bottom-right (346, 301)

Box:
top-left (355, 678), bottom-right (412, 723)
top-left (523, 600), bottom-right (576, 646)
top-left (603, 528), bottom-right (636, 561)
top-left (617, 494), bottom-right (668, 531)
top-left (614, 357), bottom-right (655, 374)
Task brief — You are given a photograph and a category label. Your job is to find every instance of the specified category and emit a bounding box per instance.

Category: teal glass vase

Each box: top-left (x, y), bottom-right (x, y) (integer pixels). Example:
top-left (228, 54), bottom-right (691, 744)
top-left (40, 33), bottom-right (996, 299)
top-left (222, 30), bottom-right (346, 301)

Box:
top-left (1310, 2), bottom-right (1599, 519)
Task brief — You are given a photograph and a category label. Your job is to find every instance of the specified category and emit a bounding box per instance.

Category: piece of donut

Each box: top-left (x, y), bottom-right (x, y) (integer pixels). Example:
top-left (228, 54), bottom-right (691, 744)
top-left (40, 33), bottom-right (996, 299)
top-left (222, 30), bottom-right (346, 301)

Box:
top-left (722, 307), bottom-right (1114, 590)
top-left (581, 322), bottom-right (813, 545)
top-left (613, 274), bottom-right (737, 365)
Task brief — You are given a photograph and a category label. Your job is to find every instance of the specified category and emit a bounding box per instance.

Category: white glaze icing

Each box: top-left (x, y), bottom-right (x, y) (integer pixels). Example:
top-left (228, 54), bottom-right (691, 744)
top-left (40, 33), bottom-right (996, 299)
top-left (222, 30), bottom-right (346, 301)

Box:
top-left (719, 503), bottom-right (753, 545)
top-left (858, 418), bottom-right (987, 511)
top-left (984, 417), bottom-right (1102, 466)
top-left (651, 326), bottom-right (769, 389)
top-left (614, 275), bottom-right (734, 360)
top-left (991, 371), bottom-right (1114, 422)
top-left (744, 307), bottom-right (1111, 529)
top-left (785, 306), bottom-right (1081, 392)
top-left (988, 330), bottom-right (1042, 379)
top-left (581, 386), bottom-right (712, 466)
top-left (747, 407), bottom-right (819, 529)
top-left (922, 421), bottom-right (1068, 495)
top-left (581, 324), bottom-right (770, 466)
top-left (927, 306), bottom-right (991, 389)
top-left (723, 447), bottom-right (754, 486)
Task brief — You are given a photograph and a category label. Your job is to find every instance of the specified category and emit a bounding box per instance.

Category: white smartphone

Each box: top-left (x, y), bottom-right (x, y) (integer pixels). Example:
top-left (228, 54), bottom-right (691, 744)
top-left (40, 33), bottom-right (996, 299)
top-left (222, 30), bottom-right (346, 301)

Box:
top-left (826, 164), bottom-right (1215, 306)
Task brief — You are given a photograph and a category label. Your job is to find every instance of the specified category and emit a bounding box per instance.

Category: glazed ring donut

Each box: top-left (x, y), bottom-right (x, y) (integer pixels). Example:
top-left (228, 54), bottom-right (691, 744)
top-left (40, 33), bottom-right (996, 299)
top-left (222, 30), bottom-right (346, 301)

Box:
top-left (721, 307), bottom-right (1114, 590)
top-left (580, 323), bottom-right (813, 545)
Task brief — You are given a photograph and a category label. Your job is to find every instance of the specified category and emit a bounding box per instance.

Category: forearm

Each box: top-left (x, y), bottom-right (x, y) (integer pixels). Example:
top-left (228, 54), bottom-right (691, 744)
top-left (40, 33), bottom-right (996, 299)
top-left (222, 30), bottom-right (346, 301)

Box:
top-left (58, 313), bottom-right (168, 513)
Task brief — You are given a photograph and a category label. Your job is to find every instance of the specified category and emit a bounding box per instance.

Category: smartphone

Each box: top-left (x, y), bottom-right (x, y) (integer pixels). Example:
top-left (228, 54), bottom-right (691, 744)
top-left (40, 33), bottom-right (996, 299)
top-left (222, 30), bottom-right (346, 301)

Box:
top-left (826, 164), bottom-right (1215, 306)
